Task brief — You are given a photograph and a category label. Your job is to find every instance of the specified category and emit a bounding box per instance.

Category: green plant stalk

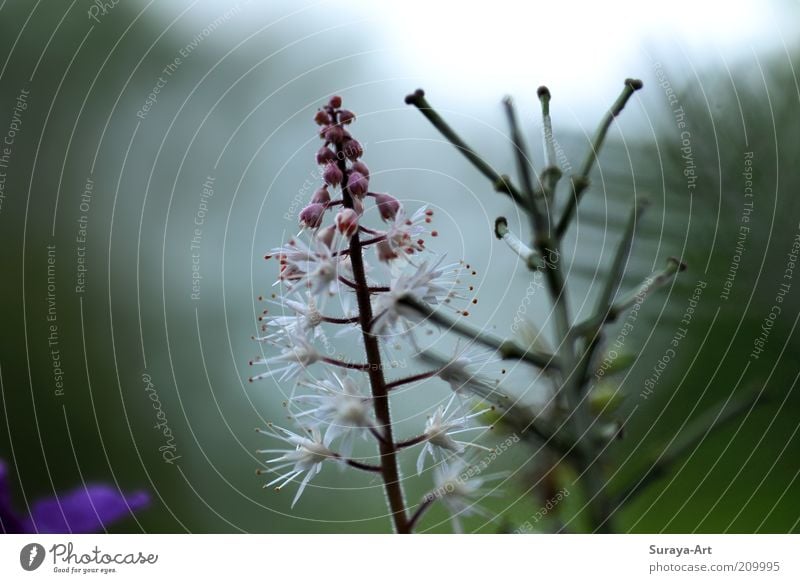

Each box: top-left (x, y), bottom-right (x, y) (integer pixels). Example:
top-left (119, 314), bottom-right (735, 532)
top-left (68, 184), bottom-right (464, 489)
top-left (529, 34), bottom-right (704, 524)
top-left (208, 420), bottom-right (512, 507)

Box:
top-left (556, 79), bottom-right (643, 239)
top-left (503, 97), bottom-right (551, 238)
top-left (495, 217), bottom-right (545, 270)
top-left (570, 200), bottom-right (650, 402)
top-left (406, 81), bottom-right (656, 534)
top-left (405, 89), bottom-right (528, 208)
top-left (564, 255), bottom-right (686, 532)
top-left (537, 86), bottom-right (563, 199)
top-left (570, 257), bottom-right (687, 340)
top-left (415, 349), bottom-right (577, 454)
top-left (517, 87), bottom-right (612, 532)
top-left (398, 295), bottom-right (558, 371)
top-left (564, 201), bottom-right (652, 532)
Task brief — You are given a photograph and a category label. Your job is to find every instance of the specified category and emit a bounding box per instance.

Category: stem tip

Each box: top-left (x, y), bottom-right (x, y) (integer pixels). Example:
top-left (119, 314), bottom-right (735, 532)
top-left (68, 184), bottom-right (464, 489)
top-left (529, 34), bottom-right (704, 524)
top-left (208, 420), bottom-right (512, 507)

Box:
top-left (494, 216), bottom-right (508, 239)
top-left (405, 89), bottom-right (425, 105)
top-left (625, 78), bottom-right (644, 91)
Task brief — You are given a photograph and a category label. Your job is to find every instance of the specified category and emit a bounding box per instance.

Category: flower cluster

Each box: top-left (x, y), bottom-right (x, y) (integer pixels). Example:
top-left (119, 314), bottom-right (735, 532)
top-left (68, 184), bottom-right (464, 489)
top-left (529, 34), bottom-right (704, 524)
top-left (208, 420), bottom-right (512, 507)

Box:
top-left (251, 96), bottom-right (498, 532)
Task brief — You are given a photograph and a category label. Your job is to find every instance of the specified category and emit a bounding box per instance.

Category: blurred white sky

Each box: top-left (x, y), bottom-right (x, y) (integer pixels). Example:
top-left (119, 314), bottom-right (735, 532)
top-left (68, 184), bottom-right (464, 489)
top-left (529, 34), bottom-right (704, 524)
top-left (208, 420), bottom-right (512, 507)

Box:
top-left (365, 0), bottom-right (791, 98)
top-left (367, 0), bottom-right (800, 125)
top-left (172, 0), bottom-right (799, 121)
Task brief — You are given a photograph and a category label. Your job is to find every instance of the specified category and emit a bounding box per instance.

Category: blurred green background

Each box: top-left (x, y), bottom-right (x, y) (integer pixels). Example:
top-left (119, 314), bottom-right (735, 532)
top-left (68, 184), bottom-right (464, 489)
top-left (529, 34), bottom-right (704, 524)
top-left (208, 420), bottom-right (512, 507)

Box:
top-left (0, 0), bottom-right (799, 533)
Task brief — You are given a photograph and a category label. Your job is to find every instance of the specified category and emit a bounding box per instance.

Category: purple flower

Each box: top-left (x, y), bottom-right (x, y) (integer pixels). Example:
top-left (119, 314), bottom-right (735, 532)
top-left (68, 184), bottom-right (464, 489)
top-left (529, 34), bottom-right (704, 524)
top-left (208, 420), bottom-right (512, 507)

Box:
top-left (315, 146), bottom-right (336, 166)
top-left (298, 203), bottom-right (326, 229)
top-left (323, 163), bottom-right (343, 186)
top-left (373, 192), bottom-right (401, 221)
top-left (323, 125), bottom-right (346, 144)
top-left (338, 109), bottom-right (355, 124)
top-left (351, 160), bottom-right (370, 179)
top-left (0, 459), bottom-right (149, 534)
top-left (346, 171), bottom-right (369, 197)
top-left (314, 110), bottom-right (331, 126)
top-left (342, 139), bottom-right (363, 161)
top-left (310, 186), bottom-right (330, 205)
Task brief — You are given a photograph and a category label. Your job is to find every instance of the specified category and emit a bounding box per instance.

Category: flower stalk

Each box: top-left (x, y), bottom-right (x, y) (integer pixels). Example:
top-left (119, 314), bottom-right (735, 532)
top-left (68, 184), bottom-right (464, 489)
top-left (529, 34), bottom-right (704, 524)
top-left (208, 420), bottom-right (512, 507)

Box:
top-left (254, 96), bottom-right (495, 533)
top-left (398, 294), bottom-right (558, 371)
top-left (406, 79), bottom-right (693, 533)
top-left (334, 120), bottom-right (410, 533)
top-left (405, 89), bottom-right (528, 208)
top-left (555, 79), bottom-right (644, 239)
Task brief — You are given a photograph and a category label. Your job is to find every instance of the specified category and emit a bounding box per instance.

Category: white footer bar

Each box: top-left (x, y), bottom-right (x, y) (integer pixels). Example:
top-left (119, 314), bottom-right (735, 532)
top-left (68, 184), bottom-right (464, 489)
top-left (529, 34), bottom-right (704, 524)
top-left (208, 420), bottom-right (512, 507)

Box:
top-left (1, 534), bottom-right (796, 581)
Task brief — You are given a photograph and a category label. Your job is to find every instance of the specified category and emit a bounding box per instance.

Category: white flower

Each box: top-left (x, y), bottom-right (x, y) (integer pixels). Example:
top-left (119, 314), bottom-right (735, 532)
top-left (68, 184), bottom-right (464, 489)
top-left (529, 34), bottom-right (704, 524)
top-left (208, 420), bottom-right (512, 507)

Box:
top-left (268, 237), bottom-right (342, 298)
top-left (372, 257), bottom-right (463, 338)
top-left (417, 347), bottom-right (506, 406)
top-left (256, 424), bottom-right (335, 507)
top-left (416, 394), bottom-right (492, 474)
top-left (254, 290), bottom-right (358, 351)
top-left (291, 374), bottom-right (373, 456)
top-left (384, 206), bottom-right (431, 255)
top-left (430, 458), bottom-right (501, 533)
top-left (255, 292), bottom-right (327, 342)
top-left (249, 332), bottom-right (321, 383)
top-left (437, 344), bottom-right (497, 394)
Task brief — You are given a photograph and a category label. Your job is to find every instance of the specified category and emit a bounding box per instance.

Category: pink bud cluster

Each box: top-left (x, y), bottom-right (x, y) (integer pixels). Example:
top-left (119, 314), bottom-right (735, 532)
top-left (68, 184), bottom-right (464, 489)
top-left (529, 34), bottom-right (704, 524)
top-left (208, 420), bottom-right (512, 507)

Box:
top-left (295, 95), bottom-right (426, 261)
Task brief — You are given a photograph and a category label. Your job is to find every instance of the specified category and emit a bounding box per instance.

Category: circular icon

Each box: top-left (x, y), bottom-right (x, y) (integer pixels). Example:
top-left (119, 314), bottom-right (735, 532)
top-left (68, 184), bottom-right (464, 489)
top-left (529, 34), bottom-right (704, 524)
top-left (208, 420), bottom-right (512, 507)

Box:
top-left (19, 543), bottom-right (46, 571)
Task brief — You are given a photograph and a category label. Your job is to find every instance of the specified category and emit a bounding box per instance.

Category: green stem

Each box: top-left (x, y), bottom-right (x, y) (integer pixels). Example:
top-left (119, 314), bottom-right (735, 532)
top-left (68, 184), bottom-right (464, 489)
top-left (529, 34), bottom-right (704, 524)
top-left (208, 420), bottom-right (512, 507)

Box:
top-left (414, 349), bottom-right (573, 453)
top-left (398, 295), bottom-right (558, 371)
top-left (595, 199), bottom-right (650, 318)
top-left (405, 89), bottom-right (528, 207)
top-left (537, 86), bottom-right (563, 198)
top-left (571, 257), bottom-right (687, 340)
top-left (556, 79), bottom-right (643, 239)
top-left (503, 96), bottom-right (550, 237)
top-left (494, 217), bottom-right (544, 270)
top-left (570, 200), bottom-right (650, 398)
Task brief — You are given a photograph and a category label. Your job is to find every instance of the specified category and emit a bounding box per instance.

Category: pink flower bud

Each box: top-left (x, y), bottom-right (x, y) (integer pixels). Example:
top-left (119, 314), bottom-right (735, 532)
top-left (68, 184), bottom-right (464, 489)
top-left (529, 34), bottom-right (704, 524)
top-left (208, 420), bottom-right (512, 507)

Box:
top-left (316, 224), bottom-right (336, 248)
top-left (324, 125), bottom-right (345, 144)
top-left (298, 203), bottom-right (326, 229)
top-left (373, 192), bottom-right (401, 221)
top-left (338, 109), bottom-right (355, 124)
top-left (311, 186), bottom-right (330, 205)
top-left (336, 208), bottom-right (359, 238)
top-left (351, 195), bottom-right (364, 216)
top-left (323, 163), bottom-right (343, 186)
top-left (351, 160), bottom-right (369, 178)
top-left (314, 110), bottom-right (331, 125)
top-left (347, 171), bottom-right (369, 197)
top-left (329, 95), bottom-right (342, 108)
top-left (316, 146), bottom-right (336, 165)
top-left (342, 139), bottom-right (363, 160)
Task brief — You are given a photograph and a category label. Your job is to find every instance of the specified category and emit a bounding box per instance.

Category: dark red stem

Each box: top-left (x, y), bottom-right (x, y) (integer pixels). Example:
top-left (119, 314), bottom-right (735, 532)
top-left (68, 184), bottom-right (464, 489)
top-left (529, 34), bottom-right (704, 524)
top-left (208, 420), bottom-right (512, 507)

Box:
top-left (385, 368), bottom-right (443, 391)
top-left (321, 356), bottom-right (371, 371)
top-left (333, 113), bottom-right (409, 533)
